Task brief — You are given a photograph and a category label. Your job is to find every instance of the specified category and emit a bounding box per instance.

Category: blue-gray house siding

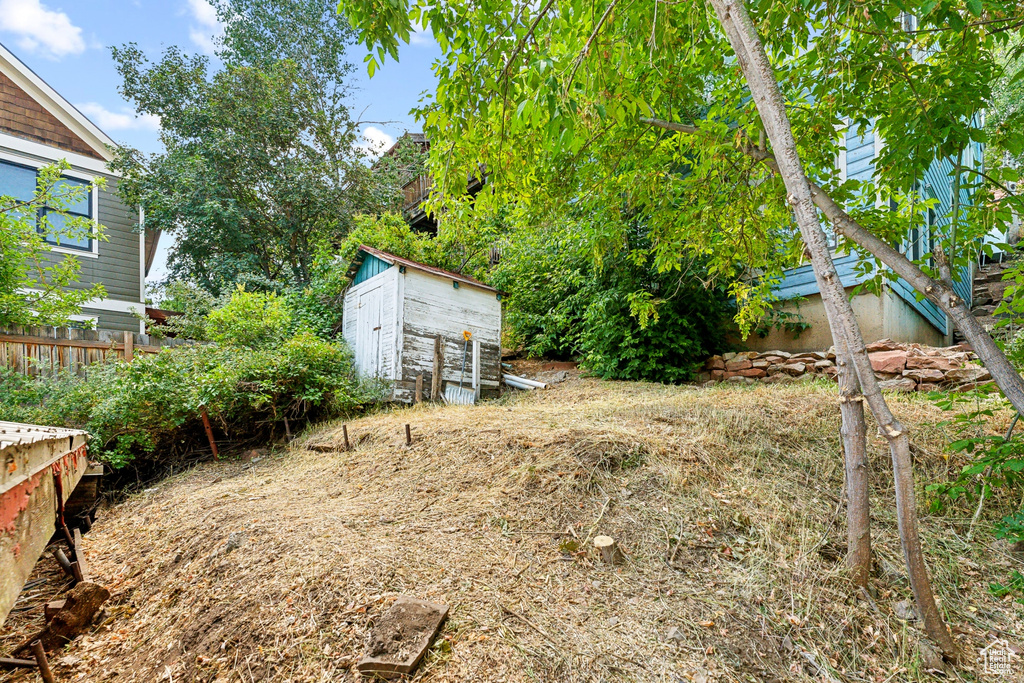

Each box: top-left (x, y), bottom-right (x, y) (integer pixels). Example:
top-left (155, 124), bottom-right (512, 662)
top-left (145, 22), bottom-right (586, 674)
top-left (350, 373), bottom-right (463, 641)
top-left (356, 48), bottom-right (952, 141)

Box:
top-left (773, 120), bottom-right (981, 338)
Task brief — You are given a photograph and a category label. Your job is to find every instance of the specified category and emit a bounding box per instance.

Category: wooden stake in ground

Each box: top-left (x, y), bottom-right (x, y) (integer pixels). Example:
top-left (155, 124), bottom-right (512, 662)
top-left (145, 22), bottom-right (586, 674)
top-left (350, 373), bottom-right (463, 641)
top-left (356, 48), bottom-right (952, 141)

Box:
top-left (200, 406), bottom-right (219, 459)
top-left (593, 535), bottom-right (623, 565)
top-left (73, 528), bottom-right (90, 582)
top-left (122, 330), bottom-right (134, 363)
top-left (431, 335), bottom-right (444, 401)
top-left (707, 0), bottom-right (957, 660)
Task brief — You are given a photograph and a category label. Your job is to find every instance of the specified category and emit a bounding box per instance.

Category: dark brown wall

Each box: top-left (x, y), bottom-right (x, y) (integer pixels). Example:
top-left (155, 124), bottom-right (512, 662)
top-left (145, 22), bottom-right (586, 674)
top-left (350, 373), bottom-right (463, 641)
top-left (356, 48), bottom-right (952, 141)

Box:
top-left (0, 71), bottom-right (103, 160)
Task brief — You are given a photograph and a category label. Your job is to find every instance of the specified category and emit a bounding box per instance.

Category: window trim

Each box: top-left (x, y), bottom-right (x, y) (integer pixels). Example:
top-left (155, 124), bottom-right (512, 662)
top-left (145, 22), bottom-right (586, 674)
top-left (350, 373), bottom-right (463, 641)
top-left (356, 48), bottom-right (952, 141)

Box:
top-left (0, 149), bottom-right (99, 258)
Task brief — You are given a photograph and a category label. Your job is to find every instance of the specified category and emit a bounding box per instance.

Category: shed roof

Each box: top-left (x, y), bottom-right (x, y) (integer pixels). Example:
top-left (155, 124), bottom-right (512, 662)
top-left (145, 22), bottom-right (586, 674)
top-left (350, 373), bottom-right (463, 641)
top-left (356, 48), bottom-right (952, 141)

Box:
top-left (346, 245), bottom-right (500, 295)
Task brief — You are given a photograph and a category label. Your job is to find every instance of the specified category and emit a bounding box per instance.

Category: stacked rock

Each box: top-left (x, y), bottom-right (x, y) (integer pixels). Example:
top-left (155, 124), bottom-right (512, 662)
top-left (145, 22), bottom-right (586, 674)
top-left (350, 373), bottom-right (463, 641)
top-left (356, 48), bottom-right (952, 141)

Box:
top-left (700, 339), bottom-right (993, 392)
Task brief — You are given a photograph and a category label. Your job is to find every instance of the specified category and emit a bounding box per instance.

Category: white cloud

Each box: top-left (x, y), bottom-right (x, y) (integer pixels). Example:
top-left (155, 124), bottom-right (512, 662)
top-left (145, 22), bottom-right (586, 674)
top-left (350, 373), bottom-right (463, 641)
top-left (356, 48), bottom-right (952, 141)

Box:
top-left (358, 126), bottom-right (396, 159)
top-left (0, 0), bottom-right (85, 59)
top-left (185, 0), bottom-right (223, 55)
top-left (77, 102), bottom-right (161, 132)
top-left (409, 25), bottom-right (435, 47)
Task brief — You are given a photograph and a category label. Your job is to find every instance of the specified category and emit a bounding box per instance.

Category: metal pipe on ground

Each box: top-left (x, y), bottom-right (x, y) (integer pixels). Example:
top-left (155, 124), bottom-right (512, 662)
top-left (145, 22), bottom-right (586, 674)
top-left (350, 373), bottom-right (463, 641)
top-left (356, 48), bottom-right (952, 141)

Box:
top-left (31, 641), bottom-right (54, 683)
top-left (503, 373), bottom-right (547, 389)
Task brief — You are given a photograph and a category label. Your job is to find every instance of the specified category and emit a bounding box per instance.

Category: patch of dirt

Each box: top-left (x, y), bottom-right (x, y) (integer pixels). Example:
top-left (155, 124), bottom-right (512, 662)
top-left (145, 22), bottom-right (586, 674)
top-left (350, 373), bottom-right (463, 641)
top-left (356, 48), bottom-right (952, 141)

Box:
top-left (2, 378), bottom-right (1023, 682)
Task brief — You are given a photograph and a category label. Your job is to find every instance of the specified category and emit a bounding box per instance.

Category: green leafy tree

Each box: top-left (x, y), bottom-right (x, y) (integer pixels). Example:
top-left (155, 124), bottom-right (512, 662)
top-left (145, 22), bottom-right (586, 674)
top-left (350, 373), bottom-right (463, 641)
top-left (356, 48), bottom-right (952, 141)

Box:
top-left (0, 161), bottom-right (106, 327)
top-left (985, 46), bottom-right (1024, 171)
top-left (108, 0), bottom-right (413, 293)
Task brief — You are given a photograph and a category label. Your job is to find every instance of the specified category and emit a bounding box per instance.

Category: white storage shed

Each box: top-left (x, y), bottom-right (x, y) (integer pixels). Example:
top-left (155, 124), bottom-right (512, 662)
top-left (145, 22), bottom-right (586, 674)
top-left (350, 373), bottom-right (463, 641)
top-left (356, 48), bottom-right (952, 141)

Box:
top-left (342, 245), bottom-right (503, 402)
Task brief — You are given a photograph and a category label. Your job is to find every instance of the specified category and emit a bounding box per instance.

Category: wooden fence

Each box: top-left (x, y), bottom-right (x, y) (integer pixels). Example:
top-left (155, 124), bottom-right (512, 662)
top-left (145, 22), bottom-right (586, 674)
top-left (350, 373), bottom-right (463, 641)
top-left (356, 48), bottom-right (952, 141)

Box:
top-left (0, 326), bottom-right (191, 377)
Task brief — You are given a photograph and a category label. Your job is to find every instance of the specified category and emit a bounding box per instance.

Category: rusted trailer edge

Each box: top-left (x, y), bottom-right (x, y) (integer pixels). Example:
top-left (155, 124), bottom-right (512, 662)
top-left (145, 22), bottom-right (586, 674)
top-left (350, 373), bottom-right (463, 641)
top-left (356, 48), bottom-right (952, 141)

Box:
top-left (1, 424), bottom-right (90, 626)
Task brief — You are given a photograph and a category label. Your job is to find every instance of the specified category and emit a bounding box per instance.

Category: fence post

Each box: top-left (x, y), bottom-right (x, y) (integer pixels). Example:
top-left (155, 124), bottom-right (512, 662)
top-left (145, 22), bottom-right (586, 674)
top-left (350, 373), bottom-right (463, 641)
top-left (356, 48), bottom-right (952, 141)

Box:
top-left (123, 331), bottom-right (134, 362)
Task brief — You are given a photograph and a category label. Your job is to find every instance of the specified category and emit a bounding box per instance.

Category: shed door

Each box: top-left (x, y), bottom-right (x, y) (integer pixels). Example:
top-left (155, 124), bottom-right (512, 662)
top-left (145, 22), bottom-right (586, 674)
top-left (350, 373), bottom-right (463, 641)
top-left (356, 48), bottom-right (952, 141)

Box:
top-left (356, 285), bottom-right (384, 378)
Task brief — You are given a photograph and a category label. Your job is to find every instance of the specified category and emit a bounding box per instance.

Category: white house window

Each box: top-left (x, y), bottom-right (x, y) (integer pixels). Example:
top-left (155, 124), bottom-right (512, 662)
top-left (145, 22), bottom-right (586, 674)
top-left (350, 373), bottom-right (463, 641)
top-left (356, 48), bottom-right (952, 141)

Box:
top-left (0, 158), bottom-right (94, 252)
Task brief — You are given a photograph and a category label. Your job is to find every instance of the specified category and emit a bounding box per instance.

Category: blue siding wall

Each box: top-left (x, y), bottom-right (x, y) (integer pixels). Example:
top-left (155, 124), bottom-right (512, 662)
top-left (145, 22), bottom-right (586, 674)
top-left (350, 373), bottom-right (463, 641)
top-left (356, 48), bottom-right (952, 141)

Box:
top-left (846, 124), bottom-right (875, 186)
top-left (352, 253), bottom-right (392, 285)
top-left (772, 119), bottom-right (979, 337)
top-left (774, 254), bottom-right (866, 300)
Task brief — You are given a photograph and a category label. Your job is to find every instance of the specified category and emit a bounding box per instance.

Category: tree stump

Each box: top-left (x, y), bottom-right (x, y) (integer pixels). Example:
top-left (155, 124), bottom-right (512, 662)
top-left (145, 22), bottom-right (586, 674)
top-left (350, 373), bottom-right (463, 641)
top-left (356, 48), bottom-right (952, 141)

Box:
top-left (594, 536), bottom-right (623, 565)
top-left (15, 582), bottom-right (110, 653)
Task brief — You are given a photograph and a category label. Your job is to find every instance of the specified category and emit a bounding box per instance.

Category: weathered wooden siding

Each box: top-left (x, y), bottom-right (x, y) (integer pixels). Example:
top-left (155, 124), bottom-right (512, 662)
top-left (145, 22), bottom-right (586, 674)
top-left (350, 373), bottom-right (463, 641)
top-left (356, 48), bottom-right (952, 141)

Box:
top-left (397, 268), bottom-right (502, 403)
top-left (343, 260), bottom-right (503, 401)
top-left (352, 253), bottom-right (391, 286)
top-left (342, 266), bottom-right (399, 380)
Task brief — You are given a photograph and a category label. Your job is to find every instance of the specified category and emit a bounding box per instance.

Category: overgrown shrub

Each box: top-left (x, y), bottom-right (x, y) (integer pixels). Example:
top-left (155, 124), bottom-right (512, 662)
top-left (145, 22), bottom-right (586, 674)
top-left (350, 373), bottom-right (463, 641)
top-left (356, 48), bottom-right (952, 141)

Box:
top-left (1, 283), bottom-right (381, 474)
top-left (338, 213), bottom-right (495, 280)
top-left (207, 288), bottom-right (291, 347)
top-left (489, 219), bottom-right (732, 382)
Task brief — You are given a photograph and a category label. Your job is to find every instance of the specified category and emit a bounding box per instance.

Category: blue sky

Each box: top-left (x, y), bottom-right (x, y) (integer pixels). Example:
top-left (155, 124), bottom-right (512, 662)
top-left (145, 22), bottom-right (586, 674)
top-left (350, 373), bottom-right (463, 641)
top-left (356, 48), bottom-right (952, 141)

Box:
top-left (0, 0), bottom-right (440, 284)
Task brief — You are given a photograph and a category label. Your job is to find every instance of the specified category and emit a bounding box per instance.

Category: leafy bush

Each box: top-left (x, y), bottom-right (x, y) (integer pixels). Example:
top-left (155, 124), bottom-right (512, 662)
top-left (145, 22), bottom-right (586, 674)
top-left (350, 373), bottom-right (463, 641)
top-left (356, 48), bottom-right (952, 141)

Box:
top-left (490, 219), bottom-right (731, 382)
top-left (2, 278), bottom-right (380, 473)
top-left (338, 213), bottom-right (496, 281)
top-left (0, 334), bottom-right (375, 471)
top-left (207, 288), bottom-right (291, 348)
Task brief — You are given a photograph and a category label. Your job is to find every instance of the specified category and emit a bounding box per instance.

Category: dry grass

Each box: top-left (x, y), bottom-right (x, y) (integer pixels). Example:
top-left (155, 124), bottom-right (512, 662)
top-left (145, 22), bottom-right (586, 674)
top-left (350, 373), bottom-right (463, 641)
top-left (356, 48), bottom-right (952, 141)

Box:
top-left (3, 376), bottom-right (1024, 682)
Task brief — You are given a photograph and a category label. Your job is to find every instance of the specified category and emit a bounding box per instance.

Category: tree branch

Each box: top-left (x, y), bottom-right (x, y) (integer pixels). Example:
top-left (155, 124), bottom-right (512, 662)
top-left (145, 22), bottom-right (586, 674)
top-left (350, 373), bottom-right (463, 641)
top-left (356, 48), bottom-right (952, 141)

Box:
top-left (640, 114), bottom-right (1024, 421)
top-left (566, 0), bottom-right (619, 94)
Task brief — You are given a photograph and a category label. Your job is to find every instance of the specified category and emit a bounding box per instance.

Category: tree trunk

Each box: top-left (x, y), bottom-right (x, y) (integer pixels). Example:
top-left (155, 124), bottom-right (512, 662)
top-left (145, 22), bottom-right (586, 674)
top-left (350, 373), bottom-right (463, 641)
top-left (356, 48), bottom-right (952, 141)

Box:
top-left (805, 183), bottom-right (1024, 416)
top-left (836, 335), bottom-right (872, 589)
top-left (707, 0), bottom-right (958, 661)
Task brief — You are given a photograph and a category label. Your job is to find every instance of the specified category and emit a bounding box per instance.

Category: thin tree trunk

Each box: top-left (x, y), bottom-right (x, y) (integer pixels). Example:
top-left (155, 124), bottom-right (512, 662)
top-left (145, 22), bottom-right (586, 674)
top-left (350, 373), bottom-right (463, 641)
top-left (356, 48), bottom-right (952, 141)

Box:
top-left (836, 334), bottom-right (872, 589)
top-left (707, 0), bottom-right (958, 660)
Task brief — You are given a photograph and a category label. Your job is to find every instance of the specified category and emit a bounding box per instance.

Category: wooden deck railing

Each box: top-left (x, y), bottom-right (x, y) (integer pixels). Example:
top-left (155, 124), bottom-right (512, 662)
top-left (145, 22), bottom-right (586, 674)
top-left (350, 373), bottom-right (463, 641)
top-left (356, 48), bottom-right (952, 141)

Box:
top-left (402, 174), bottom-right (434, 211)
top-left (0, 326), bottom-right (191, 377)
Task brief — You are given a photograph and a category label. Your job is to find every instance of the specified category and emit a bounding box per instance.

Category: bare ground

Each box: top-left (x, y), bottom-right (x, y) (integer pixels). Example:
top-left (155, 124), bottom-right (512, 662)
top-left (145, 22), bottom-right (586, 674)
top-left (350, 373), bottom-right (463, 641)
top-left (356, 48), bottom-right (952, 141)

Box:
top-left (3, 377), bottom-right (1023, 682)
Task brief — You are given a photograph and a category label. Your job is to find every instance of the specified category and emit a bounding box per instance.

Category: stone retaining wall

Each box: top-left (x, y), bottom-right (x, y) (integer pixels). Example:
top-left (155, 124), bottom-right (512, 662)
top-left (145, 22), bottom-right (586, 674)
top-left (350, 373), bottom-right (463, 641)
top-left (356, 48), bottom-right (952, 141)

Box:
top-left (700, 339), bottom-right (993, 392)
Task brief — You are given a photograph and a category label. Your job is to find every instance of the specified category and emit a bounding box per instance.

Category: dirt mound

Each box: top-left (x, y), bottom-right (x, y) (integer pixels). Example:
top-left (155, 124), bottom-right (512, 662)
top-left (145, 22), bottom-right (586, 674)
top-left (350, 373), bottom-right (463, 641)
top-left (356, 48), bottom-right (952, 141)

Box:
top-left (2, 378), bottom-right (1022, 681)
